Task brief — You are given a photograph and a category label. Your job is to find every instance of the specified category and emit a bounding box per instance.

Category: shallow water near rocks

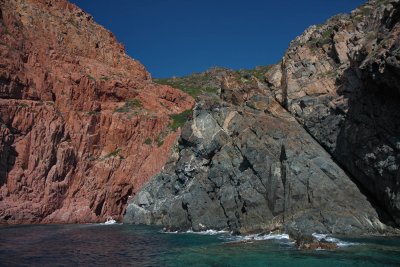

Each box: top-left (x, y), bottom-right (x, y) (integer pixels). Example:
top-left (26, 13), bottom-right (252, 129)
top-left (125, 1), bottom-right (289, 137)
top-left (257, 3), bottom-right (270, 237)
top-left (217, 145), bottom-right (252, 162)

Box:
top-left (1, 224), bottom-right (400, 267)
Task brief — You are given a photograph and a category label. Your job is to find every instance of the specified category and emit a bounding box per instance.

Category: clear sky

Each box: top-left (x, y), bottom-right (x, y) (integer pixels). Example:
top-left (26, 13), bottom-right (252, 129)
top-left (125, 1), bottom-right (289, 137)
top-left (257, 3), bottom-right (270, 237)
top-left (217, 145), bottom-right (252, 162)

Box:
top-left (69, 0), bottom-right (365, 78)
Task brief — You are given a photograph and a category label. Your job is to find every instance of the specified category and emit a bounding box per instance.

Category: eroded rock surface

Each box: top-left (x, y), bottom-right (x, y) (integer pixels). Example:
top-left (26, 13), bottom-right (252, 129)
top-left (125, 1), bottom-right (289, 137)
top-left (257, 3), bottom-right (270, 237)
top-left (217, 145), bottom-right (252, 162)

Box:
top-left (124, 78), bottom-right (389, 235)
top-left (0, 0), bottom-right (194, 223)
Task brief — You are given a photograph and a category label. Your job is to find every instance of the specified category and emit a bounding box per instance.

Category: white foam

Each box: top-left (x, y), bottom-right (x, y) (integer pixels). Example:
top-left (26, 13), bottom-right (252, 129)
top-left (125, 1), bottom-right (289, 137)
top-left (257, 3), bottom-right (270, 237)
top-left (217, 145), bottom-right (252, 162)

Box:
top-left (312, 233), bottom-right (359, 247)
top-left (162, 229), bottom-right (229, 235)
top-left (191, 229), bottom-right (230, 235)
top-left (251, 233), bottom-right (290, 241)
top-left (101, 217), bottom-right (118, 225)
top-left (163, 230), bottom-right (179, 234)
top-left (225, 233), bottom-right (292, 244)
top-left (163, 228), bottom-right (292, 243)
top-left (184, 230), bottom-right (288, 239)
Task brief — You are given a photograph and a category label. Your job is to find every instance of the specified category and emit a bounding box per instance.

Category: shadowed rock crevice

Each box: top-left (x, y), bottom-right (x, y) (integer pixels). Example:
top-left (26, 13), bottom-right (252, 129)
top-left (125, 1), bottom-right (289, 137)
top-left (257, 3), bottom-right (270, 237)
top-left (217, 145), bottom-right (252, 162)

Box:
top-left (333, 76), bottom-right (400, 226)
top-left (238, 157), bottom-right (251, 172)
top-left (94, 198), bottom-right (105, 217)
top-left (181, 201), bottom-right (193, 229)
top-left (0, 144), bottom-right (16, 187)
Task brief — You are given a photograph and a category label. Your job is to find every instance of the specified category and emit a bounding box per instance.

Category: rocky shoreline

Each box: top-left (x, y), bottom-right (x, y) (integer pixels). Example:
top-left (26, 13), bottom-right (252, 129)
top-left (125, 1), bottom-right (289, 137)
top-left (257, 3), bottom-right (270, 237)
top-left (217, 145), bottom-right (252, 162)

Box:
top-left (0, 0), bottom-right (399, 240)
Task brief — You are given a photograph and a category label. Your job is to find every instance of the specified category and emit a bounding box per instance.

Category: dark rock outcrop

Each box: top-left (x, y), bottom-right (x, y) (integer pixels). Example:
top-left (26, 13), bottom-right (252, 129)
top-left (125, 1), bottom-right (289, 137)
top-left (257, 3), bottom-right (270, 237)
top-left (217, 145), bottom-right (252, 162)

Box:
top-left (290, 232), bottom-right (338, 250)
top-left (124, 79), bottom-right (388, 235)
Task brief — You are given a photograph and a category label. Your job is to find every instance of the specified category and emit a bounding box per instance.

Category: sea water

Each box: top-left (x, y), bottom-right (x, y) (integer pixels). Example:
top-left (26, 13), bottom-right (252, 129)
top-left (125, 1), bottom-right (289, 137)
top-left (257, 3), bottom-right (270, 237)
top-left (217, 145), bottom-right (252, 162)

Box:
top-left (1, 224), bottom-right (399, 266)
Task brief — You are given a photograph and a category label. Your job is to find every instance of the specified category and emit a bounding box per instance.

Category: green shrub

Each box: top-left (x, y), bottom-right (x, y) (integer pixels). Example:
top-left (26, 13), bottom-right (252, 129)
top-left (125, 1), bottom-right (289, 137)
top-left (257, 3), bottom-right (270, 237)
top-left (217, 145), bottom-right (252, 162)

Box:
top-left (154, 79), bottom-right (218, 98)
top-left (3, 26), bottom-right (10, 35)
top-left (144, 138), bottom-right (152, 145)
top-left (55, 108), bottom-right (63, 118)
top-left (68, 18), bottom-right (80, 29)
top-left (157, 136), bottom-right (164, 147)
top-left (102, 148), bottom-right (121, 160)
top-left (88, 110), bottom-right (100, 115)
top-left (359, 6), bottom-right (372, 16)
top-left (309, 27), bottom-right (334, 50)
top-left (17, 103), bottom-right (29, 108)
top-left (238, 66), bottom-right (272, 82)
top-left (169, 109), bottom-right (192, 130)
top-left (321, 28), bottom-right (334, 40)
top-left (114, 99), bottom-right (142, 113)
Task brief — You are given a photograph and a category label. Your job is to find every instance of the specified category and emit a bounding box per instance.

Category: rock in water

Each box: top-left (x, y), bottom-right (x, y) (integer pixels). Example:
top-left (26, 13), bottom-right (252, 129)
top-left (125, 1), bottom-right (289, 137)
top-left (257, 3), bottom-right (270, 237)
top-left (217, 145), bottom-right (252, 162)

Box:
top-left (0, 0), bottom-right (194, 224)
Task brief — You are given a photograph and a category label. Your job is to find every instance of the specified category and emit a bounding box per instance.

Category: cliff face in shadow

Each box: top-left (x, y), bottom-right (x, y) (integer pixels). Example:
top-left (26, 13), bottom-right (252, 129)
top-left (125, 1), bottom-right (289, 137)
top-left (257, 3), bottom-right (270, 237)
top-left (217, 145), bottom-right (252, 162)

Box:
top-left (271, 0), bottom-right (400, 225)
top-left (125, 0), bottom-right (400, 234)
top-left (0, 0), bottom-right (194, 224)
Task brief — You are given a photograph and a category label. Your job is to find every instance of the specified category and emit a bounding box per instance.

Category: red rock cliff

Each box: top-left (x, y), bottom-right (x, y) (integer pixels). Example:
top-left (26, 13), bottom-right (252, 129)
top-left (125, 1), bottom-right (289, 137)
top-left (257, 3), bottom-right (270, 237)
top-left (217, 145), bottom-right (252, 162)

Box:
top-left (0, 0), bottom-right (194, 224)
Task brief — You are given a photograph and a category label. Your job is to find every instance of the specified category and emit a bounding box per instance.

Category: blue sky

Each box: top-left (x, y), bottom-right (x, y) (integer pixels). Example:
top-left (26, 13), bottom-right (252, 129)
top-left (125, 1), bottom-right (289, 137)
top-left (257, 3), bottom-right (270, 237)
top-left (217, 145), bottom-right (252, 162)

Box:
top-left (70, 0), bottom-right (365, 78)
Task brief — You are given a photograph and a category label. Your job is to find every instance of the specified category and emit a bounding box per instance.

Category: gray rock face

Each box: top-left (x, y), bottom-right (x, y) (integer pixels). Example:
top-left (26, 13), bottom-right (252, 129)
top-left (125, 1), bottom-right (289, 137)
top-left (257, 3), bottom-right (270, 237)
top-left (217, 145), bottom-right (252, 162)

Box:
top-left (124, 93), bottom-right (387, 235)
top-left (124, 0), bottom-right (400, 234)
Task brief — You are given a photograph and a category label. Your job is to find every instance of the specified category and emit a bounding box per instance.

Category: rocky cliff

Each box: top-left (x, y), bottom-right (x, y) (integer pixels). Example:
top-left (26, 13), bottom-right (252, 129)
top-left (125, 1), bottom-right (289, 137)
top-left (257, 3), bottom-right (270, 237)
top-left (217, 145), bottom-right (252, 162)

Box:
top-left (0, 0), bottom-right (194, 224)
top-left (125, 0), bottom-right (400, 235)
top-left (271, 0), bottom-right (400, 226)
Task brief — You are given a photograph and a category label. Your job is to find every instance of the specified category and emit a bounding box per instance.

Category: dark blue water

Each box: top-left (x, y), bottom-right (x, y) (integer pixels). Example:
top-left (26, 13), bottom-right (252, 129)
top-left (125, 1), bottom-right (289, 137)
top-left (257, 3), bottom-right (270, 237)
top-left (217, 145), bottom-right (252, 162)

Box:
top-left (1, 224), bottom-right (400, 267)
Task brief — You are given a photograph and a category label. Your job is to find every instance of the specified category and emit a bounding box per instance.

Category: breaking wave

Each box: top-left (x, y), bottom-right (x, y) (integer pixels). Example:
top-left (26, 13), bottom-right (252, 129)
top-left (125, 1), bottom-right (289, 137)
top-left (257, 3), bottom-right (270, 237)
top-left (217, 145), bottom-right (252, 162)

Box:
top-left (224, 233), bottom-right (293, 244)
top-left (163, 229), bottom-right (293, 245)
top-left (162, 229), bottom-right (229, 235)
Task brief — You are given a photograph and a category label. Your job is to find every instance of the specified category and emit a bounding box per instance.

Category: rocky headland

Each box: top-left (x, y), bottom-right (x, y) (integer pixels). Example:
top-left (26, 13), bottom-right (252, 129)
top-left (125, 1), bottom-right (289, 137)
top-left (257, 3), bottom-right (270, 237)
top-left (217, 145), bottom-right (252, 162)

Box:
top-left (124, 0), bottom-right (400, 236)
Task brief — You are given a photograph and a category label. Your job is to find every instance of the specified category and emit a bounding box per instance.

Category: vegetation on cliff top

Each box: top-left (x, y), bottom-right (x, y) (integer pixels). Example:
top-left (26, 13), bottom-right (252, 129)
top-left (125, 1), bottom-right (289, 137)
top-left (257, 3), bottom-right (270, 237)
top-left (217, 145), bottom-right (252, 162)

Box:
top-left (157, 65), bottom-right (273, 131)
top-left (154, 77), bottom-right (219, 98)
top-left (154, 65), bottom-right (272, 99)
top-left (235, 65), bottom-right (272, 82)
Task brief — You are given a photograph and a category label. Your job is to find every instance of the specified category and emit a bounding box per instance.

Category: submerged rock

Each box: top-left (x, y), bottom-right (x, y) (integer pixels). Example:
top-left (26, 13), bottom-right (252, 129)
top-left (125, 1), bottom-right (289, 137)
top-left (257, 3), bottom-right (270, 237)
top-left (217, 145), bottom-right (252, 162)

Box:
top-left (296, 238), bottom-right (338, 251)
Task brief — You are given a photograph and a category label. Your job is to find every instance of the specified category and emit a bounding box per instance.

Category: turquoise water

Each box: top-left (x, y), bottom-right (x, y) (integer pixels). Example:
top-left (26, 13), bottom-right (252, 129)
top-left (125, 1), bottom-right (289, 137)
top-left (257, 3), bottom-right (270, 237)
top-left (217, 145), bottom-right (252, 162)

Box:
top-left (0, 224), bottom-right (400, 266)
